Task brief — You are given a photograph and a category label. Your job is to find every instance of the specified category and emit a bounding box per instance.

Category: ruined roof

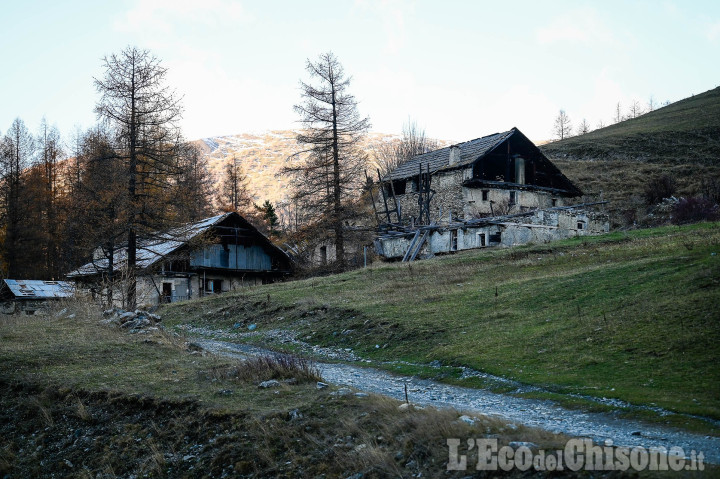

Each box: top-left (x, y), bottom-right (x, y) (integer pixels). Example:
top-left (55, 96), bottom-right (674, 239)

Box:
top-left (66, 212), bottom-right (290, 278)
top-left (384, 128), bottom-right (516, 181)
top-left (2, 279), bottom-right (75, 299)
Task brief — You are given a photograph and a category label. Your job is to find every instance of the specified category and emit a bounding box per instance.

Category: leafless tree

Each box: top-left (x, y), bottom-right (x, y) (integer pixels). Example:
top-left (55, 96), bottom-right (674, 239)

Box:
top-left (36, 118), bottom-right (64, 278)
top-left (576, 118), bottom-right (591, 135)
top-left (553, 109), bottom-right (572, 140)
top-left (614, 102), bottom-right (622, 124)
top-left (94, 46), bottom-right (183, 309)
top-left (0, 118), bottom-right (35, 277)
top-left (597, 120), bottom-right (605, 129)
top-left (282, 52), bottom-right (370, 268)
top-left (219, 155), bottom-right (252, 212)
top-left (629, 100), bottom-right (643, 118)
top-left (374, 119), bottom-right (438, 176)
top-left (647, 95), bottom-right (656, 112)
top-left (173, 142), bottom-right (215, 222)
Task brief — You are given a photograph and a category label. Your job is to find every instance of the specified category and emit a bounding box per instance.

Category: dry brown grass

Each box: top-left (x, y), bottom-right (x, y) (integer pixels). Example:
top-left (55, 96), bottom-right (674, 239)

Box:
top-left (201, 353), bottom-right (321, 384)
top-left (73, 396), bottom-right (92, 421)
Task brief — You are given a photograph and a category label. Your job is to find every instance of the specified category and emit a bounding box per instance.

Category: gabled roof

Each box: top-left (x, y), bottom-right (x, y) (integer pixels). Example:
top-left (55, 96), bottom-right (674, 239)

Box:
top-left (67, 212), bottom-right (289, 278)
top-left (2, 279), bottom-right (75, 299)
top-left (385, 129), bottom-right (516, 181)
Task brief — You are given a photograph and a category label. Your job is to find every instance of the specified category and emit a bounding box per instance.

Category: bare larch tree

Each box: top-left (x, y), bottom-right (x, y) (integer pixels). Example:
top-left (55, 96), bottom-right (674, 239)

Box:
top-left (576, 118), bottom-right (591, 136)
top-left (614, 102), bottom-right (622, 123)
top-left (219, 155), bottom-right (252, 212)
top-left (374, 119), bottom-right (438, 176)
top-left (553, 109), bottom-right (572, 140)
top-left (283, 52), bottom-right (370, 268)
top-left (629, 100), bottom-right (643, 119)
top-left (0, 118), bottom-right (35, 278)
top-left (94, 46), bottom-right (183, 309)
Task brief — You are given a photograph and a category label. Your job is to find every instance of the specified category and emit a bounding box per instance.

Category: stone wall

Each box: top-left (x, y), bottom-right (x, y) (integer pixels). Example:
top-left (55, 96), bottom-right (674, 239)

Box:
top-left (376, 208), bottom-right (610, 259)
top-left (391, 167), bottom-right (569, 225)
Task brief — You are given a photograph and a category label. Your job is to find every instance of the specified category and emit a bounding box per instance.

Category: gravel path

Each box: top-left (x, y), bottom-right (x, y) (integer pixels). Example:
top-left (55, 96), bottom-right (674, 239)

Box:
top-left (194, 338), bottom-right (720, 464)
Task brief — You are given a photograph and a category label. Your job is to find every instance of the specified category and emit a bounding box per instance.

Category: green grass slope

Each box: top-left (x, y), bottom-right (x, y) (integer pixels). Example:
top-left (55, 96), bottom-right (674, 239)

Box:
top-left (542, 87), bottom-right (720, 163)
top-left (163, 222), bottom-right (720, 425)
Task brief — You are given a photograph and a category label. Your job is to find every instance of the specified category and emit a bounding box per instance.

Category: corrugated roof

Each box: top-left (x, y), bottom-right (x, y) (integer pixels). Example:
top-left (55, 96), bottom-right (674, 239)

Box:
top-left (67, 213), bottom-right (232, 278)
top-left (385, 128), bottom-right (516, 181)
top-left (3, 279), bottom-right (75, 299)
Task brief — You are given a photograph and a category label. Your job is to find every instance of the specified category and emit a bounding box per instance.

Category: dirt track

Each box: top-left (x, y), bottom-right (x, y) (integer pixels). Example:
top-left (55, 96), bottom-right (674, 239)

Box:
top-left (195, 337), bottom-right (720, 464)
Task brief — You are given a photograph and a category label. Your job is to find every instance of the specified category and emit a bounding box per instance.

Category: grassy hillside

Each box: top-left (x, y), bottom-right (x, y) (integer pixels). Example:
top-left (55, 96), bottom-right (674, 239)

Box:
top-left (542, 87), bottom-right (720, 163)
top-left (163, 222), bottom-right (720, 428)
top-left (541, 88), bottom-right (720, 226)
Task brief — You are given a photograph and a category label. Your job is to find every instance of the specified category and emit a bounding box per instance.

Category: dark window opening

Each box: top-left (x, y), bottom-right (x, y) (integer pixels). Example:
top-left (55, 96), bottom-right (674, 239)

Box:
top-left (481, 190), bottom-right (489, 201)
top-left (203, 279), bottom-right (223, 293)
top-left (162, 282), bottom-right (172, 303)
top-left (319, 246), bottom-right (327, 265)
top-left (509, 191), bottom-right (517, 205)
top-left (577, 221), bottom-right (585, 230)
top-left (489, 232), bottom-right (502, 243)
top-left (410, 176), bottom-right (420, 192)
top-left (450, 230), bottom-right (458, 251)
top-left (392, 179), bottom-right (406, 195)
top-left (551, 198), bottom-right (557, 207)
top-left (479, 233), bottom-right (486, 247)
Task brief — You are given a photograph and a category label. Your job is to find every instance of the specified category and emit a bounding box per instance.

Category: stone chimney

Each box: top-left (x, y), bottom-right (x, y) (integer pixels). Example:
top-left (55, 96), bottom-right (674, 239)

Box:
top-left (448, 145), bottom-right (460, 166)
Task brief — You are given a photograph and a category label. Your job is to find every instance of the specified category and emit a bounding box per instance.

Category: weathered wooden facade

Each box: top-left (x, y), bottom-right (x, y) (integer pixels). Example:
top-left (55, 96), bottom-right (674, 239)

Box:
top-left (67, 213), bottom-right (291, 306)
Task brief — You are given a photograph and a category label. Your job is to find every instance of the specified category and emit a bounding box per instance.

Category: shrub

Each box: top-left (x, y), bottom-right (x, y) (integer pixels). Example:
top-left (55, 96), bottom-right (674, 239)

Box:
top-left (644, 175), bottom-right (676, 205)
top-left (672, 197), bottom-right (719, 225)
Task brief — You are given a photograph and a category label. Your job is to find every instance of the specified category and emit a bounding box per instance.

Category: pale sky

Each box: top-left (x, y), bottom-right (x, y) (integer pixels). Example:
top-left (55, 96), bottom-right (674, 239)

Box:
top-left (2, 0), bottom-right (719, 145)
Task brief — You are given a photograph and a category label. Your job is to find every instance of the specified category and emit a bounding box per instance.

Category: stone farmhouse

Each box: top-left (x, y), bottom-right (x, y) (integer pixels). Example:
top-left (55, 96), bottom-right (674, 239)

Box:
top-left (374, 127), bottom-right (609, 260)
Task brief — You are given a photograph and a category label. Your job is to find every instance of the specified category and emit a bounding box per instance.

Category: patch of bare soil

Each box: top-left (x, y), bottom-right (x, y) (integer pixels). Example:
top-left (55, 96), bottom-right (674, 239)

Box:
top-left (0, 380), bottom-right (603, 478)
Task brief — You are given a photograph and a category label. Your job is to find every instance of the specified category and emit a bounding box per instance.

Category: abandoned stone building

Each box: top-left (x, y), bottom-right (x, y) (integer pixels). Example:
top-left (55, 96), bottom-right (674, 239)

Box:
top-left (374, 127), bottom-right (608, 260)
top-left (382, 127), bottom-right (583, 223)
top-left (67, 212), bottom-right (291, 306)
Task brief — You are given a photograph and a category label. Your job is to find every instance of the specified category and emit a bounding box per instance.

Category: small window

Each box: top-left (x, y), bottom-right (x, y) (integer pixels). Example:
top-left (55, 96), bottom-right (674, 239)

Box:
top-left (509, 191), bottom-right (517, 205)
top-left (482, 190), bottom-right (489, 201)
top-left (551, 198), bottom-right (557, 207)
top-left (410, 176), bottom-right (420, 192)
top-left (319, 246), bottom-right (327, 265)
top-left (392, 179), bottom-right (406, 195)
top-left (577, 221), bottom-right (585, 230)
top-left (489, 232), bottom-right (502, 243)
top-left (450, 230), bottom-right (458, 251)
top-left (204, 279), bottom-right (222, 293)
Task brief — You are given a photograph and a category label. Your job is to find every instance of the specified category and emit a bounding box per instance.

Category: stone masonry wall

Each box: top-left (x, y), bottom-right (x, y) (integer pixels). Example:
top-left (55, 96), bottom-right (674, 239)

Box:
top-left (392, 167), bottom-right (569, 225)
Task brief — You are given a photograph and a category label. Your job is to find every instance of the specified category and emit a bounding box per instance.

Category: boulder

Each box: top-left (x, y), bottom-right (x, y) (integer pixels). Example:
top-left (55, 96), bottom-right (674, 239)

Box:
top-left (258, 380), bottom-right (280, 389)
